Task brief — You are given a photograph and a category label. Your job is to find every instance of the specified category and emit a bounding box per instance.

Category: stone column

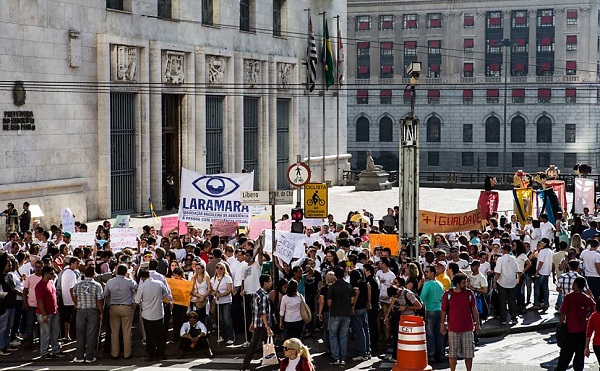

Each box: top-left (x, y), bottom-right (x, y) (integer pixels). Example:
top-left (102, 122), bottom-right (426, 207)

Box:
top-left (268, 57), bottom-right (277, 190)
top-left (149, 42), bottom-right (163, 210)
top-left (234, 52), bottom-right (244, 172)
top-left (96, 35), bottom-right (111, 219)
top-left (138, 45), bottom-right (152, 214)
top-left (195, 49), bottom-right (206, 172)
top-left (184, 50), bottom-right (196, 170)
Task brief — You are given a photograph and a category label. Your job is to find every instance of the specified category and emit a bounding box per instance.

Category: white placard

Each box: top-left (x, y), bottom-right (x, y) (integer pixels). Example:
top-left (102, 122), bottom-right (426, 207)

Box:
top-left (70, 232), bottom-right (96, 247)
top-left (61, 208), bottom-right (75, 233)
top-left (109, 228), bottom-right (138, 252)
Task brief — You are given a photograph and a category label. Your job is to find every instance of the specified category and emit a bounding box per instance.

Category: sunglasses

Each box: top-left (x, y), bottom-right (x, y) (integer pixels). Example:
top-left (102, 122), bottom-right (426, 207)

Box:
top-left (283, 346), bottom-right (294, 351)
top-left (216, 267), bottom-right (224, 270)
top-left (189, 316), bottom-right (198, 319)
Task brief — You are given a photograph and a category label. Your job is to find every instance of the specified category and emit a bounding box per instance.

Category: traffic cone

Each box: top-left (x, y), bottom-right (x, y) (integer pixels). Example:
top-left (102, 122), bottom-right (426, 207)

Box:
top-left (392, 315), bottom-right (432, 371)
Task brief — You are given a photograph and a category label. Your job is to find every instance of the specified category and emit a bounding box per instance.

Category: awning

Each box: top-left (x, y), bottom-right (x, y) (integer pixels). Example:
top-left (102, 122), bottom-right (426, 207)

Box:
top-left (515, 38), bottom-right (526, 46)
top-left (566, 88), bottom-right (576, 97)
top-left (358, 65), bottom-right (369, 74)
top-left (464, 39), bottom-right (474, 48)
top-left (514, 16), bottom-right (527, 25)
top-left (406, 19), bottom-right (417, 28)
top-left (541, 15), bottom-right (553, 24)
top-left (380, 89), bottom-right (392, 98)
top-left (488, 63), bottom-right (500, 71)
top-left (429, 40), bottom-right (441, 48)
top-left (381, 65), bottom-right (393, 73)
top-left (512, 89), bottom-right (525, 97)
top-left (429, 64), bottom-right (439, 72)
top-left (357, 42), bottom-right (370, 49)
top-left (539, 62), bottom-right (551, 71)
top-left (404, 41), bottom-right (417, 49)
top-left (566, 61), bottom-right (577, 70)
top-left (429, 18), bottom-right (441, 28)
top-left (538, 88), bottom-right (551, 98)
top-left (489, 17), bottom-right (501, 26)
top-left (357, 90), bottom-right (368, 98)
top-left (540, 37), bottom-right (552, 46)
top-left (464, 16), bottom-right (474, 27)
top-left (567, 35), bottom-right (577, 44)
top-left (567, 9), bottom-right (578, 19)
top-left (514, 63), bottom-right (525, 71)
top-left (381, 42), bottom-right (393, 50)
top-left (427, 90), bottom-right (440, 98)
top-left (463, 89), bottom-right (473, 98)
top-left (486, 89), bottom-right (499, 97)
top-left (489, 39), bottom-right (500, 47)
top-left (358, 22), bottom-right (370, 30)
top-left (464, 63), bottom-right (474, 72)
top-left (382, 20), bottom-right (393, 29)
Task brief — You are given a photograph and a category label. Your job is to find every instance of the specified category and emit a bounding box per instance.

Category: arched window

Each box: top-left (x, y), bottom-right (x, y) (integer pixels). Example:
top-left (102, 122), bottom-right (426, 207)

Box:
top-left (356, 117), bottom-right (370, 142)
top-left (511, 116), bottom-right (526, 143)
top-left (537, 115), bottom-right (552, 143)
top-left (426, 116), bottom-right (441, 142)
top-left (379, 116), bottom-right (393, 142)
top-left (485, 116), bottom-right (500, 143)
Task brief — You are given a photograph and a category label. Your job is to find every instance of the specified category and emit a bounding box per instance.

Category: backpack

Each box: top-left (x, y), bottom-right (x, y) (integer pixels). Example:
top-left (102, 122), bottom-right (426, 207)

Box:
top-left (403, 290), bottom-right (426, 317)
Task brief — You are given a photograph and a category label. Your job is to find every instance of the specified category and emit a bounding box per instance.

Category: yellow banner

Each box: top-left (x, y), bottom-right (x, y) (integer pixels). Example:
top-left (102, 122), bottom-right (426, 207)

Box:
top-left (418, 209), bottom-right (483, 234)
top-left (165, 278), bottom-right (194, 307)
top-left (368, 234), bottom-right (399, 256)
top-left (513, 188), bottom-right (534, 226)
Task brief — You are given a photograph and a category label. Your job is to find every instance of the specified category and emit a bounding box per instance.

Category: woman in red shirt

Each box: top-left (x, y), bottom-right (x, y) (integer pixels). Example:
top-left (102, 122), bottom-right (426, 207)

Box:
top-left (585, 300), bottom-right (600, 363)
top-left (279, 338), bottom-right (314, 371)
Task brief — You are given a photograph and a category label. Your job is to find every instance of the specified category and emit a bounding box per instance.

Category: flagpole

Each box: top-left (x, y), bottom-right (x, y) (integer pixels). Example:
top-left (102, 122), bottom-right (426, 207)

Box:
top-left (304, 8), bottom-right (312, 168)
top-left (320, 12), bottom-right (327, 183)
top-left (334, 15), bottom-right (340, 185)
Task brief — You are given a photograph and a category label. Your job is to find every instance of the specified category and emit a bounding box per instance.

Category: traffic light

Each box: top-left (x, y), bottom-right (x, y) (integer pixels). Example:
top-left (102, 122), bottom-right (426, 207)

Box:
top-left (291, 207), bottom-right (304, 233)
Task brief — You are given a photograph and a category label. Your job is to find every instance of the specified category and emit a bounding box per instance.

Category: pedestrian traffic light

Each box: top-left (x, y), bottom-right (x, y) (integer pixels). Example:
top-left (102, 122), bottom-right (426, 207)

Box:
top-left (291, 207), bottom-right (304, 233)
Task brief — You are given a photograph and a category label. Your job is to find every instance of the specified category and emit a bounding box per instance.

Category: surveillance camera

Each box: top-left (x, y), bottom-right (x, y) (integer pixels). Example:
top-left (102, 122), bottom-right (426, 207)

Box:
top-left (406, 61), bottom-right (422, 76)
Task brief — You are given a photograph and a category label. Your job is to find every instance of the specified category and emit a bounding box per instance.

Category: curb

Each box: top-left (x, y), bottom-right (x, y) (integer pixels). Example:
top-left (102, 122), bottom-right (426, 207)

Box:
top-left (480, 317), bottom-right (559, 338)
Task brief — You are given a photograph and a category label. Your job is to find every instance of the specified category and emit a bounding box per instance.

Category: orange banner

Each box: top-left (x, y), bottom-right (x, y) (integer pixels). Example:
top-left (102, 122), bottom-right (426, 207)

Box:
top-left (418, 209), bottom-right (483, 234)
top-left (368, 234), bottom-right (399, 256)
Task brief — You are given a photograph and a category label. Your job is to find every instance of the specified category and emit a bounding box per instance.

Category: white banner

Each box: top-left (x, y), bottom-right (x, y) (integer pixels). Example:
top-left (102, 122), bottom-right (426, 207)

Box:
top-left (574, 178), bottom-right (595, 215)
top-left (178, 168), bottom-right (254, 224)
top-left (61, 208), bottom-right (75, 233)
top-left (110, 228), bottom-right (138, 252)
top-left (71, 232), bottom-right (96, 247)
top-left (264, 230), bottom-right (306, 264)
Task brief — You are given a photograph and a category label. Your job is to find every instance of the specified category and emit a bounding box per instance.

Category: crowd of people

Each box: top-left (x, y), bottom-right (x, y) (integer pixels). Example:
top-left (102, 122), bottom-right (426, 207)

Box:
top-left (0, 200), bottom-right (600, 371)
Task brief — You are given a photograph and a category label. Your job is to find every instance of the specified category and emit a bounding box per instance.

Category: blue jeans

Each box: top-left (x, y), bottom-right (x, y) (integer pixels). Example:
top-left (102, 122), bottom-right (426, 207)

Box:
top-left (0, 307), bottom-right (15, 350)
top-left (217, 303), bottom-right (234, 342)
top-left (425, 310), bottom-right (444, 361)
top-left (37, 313), bottom-right (61, 356)
top-left (350, 308), bottom-right (371, 356)
top-left (328, 316), bottom-right (350, 361)
top-left (534, 275), bottom-right (549, 307)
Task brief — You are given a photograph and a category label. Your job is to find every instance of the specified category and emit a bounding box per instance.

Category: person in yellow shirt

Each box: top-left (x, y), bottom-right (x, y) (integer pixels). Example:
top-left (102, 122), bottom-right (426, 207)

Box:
top-left (435, 261), bottom-right (451, 291)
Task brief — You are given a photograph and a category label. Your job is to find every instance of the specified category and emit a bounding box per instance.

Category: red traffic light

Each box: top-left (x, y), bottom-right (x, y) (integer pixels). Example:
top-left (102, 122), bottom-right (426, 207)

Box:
top-left (291, 208), bottom-right (304, 221)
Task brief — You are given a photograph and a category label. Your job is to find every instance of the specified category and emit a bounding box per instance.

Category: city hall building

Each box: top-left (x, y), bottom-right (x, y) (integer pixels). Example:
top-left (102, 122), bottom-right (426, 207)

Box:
top-left (347, 0), bottom-right (600, 174)
top-left (0, 0), bottom-right (348, 223)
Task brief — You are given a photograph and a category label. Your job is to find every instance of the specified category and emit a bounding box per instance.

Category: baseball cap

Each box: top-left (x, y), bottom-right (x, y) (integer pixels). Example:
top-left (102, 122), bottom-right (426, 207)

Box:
top-left (436, 260), bottom-right (447, 268)
top-left (63, 232), bottom-right (72, 238)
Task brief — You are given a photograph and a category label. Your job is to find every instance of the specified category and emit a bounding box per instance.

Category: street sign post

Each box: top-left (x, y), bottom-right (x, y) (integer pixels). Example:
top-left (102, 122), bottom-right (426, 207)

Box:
top-left (303, 183), bottom-right (328, 218)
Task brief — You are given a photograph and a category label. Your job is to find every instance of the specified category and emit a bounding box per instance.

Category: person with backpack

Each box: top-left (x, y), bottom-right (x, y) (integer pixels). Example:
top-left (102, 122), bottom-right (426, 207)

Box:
top-left (384, 277), bottom-right (423, 362)
top-left (441, 273), bottom-right (480, 371)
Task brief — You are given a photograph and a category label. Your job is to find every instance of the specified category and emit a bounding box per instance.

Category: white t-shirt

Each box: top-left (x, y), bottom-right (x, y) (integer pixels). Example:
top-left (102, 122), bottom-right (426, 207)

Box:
top-left (210, 275), bottom-right (233, 304)
top-left (469, 272), bottom-right (488, 290)
top-left (376, 270), bottom-right (396, 303)
top-left (241, 262), bottom-right (262, 295)
top-left (280, 294), bottom-right (303, 323)
top-left (539, 222), bottom-right (555, 242)
top-left (479, 261), bottom-right (491, 277)
top-left (516, 253), bottom-right (529, 273)
top-left (453, 258), bottom-right (470, 271)
top-left (537, 247), bottom-right (554, 276)
top-left (233, 261), bottom-right (248, 287)
top-left (495, 254), bottom-right (519, 288)
top-left (285, 357), bottom-right (301, 371)
top-left (581, 249), bottom-right (600, 278)
top-left (61, 268), bottom-right (79, 305)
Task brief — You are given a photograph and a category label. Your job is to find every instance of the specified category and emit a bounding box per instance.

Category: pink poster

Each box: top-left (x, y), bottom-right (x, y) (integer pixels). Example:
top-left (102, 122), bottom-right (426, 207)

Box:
top-left (160, 216), bottom-right (188, 237)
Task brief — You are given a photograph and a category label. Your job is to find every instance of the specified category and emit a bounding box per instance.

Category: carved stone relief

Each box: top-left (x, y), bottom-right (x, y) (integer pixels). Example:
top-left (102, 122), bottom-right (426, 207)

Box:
top-left (278, 63), bottom-right (292, 89)
top-left (163, 51), bottom-right (185, 84)
top-left (245, 60), bottom-right (260, 88)
top-left (207, 55), bottom-right (225, 85)
top-left (112, 45), bottom-right (138, 82)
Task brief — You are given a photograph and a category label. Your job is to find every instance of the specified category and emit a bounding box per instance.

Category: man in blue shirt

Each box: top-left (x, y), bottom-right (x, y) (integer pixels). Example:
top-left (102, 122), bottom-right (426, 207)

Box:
top-left (420, 265), bottom-right (445, 363)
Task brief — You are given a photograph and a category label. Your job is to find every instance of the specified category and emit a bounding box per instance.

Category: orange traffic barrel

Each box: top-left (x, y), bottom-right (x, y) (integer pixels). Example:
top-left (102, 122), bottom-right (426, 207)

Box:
top-left (392, 315), bottom-right (432, 371)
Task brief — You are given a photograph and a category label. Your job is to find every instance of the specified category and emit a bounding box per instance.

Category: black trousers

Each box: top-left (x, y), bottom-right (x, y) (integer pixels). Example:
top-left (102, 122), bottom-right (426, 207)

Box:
top-left (180, 336), bottom-right (210, 351)
top-left (143, 318), bottom-right (166, 358)
top-left (497, 284), bottom-right (517, 322)
top-left (242, 326), bottom-right (267, 369)
top-left (556, 331), bottom-right (586, 371)
top-left (171, 305), bottom-right (187, 342)
top-left (367, 307), bottom-right (379, 350)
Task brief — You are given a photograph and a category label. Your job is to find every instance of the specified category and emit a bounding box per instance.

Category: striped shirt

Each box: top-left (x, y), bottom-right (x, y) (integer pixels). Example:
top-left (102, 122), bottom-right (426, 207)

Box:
top-left (252, 287), bottom-right (270, 329)
top-left (72, 278), bottom-right (104, 309)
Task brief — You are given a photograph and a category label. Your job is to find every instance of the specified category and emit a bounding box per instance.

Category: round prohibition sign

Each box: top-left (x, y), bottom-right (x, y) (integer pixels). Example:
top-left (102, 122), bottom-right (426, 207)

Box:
top-left (287, 162), bottom-right (311, 187)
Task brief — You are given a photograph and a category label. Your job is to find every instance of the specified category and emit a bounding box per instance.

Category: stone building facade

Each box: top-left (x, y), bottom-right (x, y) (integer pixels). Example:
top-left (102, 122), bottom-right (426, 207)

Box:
top-left (0, 0), bottom-right (348, 223)
top-left (347, 0), bottom-right (600, 174)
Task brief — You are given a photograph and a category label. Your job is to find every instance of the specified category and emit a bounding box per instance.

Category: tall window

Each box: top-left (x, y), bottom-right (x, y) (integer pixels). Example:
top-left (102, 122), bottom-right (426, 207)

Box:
top-left (538, 88), bottom-right (552, 103)
top-left (403, 14), bottom-right (418, 30)
top-left (512, 89), bottom-right (525, 103)
top-left (428, 152), bottom-right (440, 166)
top-left (273, 0), bottom-right (283, 36)
top-left (107, 0), bottom-right (124, 10)
top-left (380, 90), bottom-right (392, 105)
top-left (462, 152), bottom-right (474, 166)
top-left (486, 89), bottom-right (499, 103)
top-left (240, 0), bottom-right (250, 31)
top-left (202, 0), bottom-right (213, 25)
top-left (487, 11), bottom-right (502, 28)
top-left (426, 116), bottom-right (441, 142)
top-left (512, 10), bottom-right (528, 28)
top-left (356, 117), bottom-right (370, 142)
top-left (511, 116), bottom-right (526, 143)
top-left (566, 61), bottom-right (577, 75)
top-left (566, 35), bottom-right (577, 51)
top-left (566, 88), bottom-right (577, 103)
top-left (379, 15), bottom-right (394, 30)
top-left (487, 152), bottom-right (499, 167)
top-left (356, 15), bottom-right (371, 31)
top-left (463, 90), bottom-right (473, 104)
top-left (380, 42), bottom-right (394, 78)
top-left (538, 153), bottom-right (551, 168)
top-left (357, 42), bottom-right (370, 79)
top-left (565, 124), bottom-right (576, 143)
top-left (427, 13), bottom-right (442, 29)
top-left (464, 39), bottom-right (474, 53)
top-left (463, 63), bottom-right (473, 77)
top-left (464, 13), bottom-right (474, 28)
top-left (379, 117), bottom-right (393, 142)
top-left (356, 90), bottom-right (368, 104)
top-left (404, 41), bottom-right (417, 56)
top-left (158, 0), bottom-right (172, 19)
top-left (512, 152), bottom-right (524, 168)
top-left (566, 9), bottom-right (578, 25)
top-left (485, 116), bottom-right (500, 143)
top-left (564, 153), bottom-right (577, 167)
top-left (536, 115), bottom-right (552, 143)
top-left (538, 9), bottom-right (554, 27)
top-left (427, 90), bottom-right (440, 104)
top-left (463, 124), bottom-right (473, 142)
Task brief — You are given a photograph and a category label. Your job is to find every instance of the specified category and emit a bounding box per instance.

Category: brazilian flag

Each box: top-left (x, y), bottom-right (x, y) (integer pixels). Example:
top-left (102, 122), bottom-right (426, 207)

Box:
top-left (321, 18), bottom-right (335, 89)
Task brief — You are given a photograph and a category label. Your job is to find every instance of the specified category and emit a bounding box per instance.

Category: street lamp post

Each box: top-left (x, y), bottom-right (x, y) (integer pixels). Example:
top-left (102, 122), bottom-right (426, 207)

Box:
top-left (499, 39), bottom-right (515, 175)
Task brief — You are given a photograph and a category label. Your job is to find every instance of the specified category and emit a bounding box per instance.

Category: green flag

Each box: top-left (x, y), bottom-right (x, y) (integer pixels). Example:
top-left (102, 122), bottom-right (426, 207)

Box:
top-left (321, 18), bottom-right (335, 89)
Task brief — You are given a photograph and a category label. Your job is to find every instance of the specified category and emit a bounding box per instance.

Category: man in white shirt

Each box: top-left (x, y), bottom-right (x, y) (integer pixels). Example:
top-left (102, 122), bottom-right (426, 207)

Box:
top-left (376, 257), bottom-right (396, 342)
top-left (533, 238), bottom-right (553, 310)
top-left (60, 257), bottom-right (81, 341)
top-left (319, 224), bottom-right (336, 247)
top-left (448, 246), bottom-right (469, 270)
top-left (580, 239), bottom-right (600, 300)
top-left (538, 214), bottom-right (555, 244)
top-left (493, 245), bottom-right (519, 325)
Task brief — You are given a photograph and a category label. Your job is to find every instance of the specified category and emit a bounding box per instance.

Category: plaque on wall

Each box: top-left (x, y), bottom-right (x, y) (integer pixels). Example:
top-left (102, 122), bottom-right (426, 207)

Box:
top-left (207, 55), bottom-right (226, 85)
top-left (164, 51), bottom-right (185, 84)
top-left (245, 59), bottom-right (260, 88)
top-left (111, 45), bottom-right (138, 82)
top-left (3, 111), bottom-right (35, 131)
